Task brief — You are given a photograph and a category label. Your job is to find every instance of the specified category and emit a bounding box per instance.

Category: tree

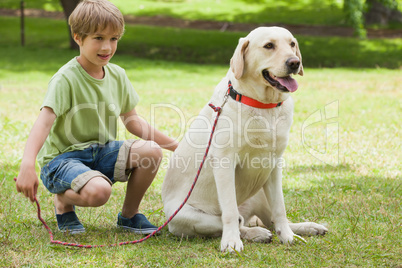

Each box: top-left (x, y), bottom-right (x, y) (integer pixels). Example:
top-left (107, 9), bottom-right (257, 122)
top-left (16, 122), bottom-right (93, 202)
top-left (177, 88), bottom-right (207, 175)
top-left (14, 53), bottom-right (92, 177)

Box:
top-left (60, 0), bottom-right (80, 49)
top-left (364, 0), bottom-right (402, 25)
top-left (344, 0), bottom-right (402, 38)
top-left (344, 0), bottom-right (366, 38)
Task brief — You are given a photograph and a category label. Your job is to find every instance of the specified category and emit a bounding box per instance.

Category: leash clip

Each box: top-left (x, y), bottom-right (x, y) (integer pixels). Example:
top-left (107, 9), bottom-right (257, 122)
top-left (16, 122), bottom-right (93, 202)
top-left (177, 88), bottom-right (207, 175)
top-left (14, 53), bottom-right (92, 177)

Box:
top-left (209, 92), bottom-right (229, 113)
top-left (221, 91), bottom-right (229, 109)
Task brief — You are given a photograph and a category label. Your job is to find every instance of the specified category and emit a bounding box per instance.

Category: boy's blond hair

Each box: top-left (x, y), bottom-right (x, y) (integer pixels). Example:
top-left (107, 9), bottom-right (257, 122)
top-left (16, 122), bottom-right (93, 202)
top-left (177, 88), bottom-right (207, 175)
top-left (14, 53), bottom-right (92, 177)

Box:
top-left (69, 0), bottom-right (125, 40)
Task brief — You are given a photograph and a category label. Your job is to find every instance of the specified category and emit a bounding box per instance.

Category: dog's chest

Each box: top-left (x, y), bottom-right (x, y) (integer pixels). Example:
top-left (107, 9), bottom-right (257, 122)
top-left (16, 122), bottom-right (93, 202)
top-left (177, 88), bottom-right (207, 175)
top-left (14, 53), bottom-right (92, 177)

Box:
top-left (243, 116), bottom-right (276, 147)
top-left (236, 108), bottom-right (290, 152)
top-left (233, 149), bottom-right (280, 203)
top-left (230, 108), bottom-right (291, 200)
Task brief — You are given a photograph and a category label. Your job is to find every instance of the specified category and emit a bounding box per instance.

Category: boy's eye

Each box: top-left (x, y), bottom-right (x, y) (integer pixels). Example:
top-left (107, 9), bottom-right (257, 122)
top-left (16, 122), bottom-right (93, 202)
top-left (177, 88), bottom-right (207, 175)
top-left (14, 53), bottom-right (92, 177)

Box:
top-left (95, 36), bottom-right (103, 40)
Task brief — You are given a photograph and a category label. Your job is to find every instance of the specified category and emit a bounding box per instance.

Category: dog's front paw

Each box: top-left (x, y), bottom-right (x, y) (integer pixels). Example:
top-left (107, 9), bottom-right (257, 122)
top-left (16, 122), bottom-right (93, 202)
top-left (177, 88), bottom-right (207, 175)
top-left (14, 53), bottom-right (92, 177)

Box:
top-left (220, 235), bottom-right (243, 253)
top-left (276, 225), bottom-right (296, 245)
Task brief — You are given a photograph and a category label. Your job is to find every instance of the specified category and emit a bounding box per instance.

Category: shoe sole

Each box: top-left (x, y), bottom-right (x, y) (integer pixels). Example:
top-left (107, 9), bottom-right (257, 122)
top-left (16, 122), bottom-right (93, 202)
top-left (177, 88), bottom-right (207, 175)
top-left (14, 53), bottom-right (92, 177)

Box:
top-left (117, 224), bottom-right (158, 235)
top-left (58, 228), bottom-right (86, 235)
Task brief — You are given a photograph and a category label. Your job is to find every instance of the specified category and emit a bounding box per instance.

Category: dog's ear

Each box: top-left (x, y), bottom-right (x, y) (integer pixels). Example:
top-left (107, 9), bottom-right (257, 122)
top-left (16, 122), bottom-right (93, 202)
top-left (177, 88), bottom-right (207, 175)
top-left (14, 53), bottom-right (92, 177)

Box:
top-left (295, 39), bottom-right (304, 76)
top-left (230, 38), bottom-right (250, 79)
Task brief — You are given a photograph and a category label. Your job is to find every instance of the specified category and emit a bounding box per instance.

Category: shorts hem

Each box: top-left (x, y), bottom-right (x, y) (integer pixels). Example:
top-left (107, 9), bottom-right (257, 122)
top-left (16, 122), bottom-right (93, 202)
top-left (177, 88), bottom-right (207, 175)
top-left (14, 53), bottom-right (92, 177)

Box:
top-left (113, 139), bottom-right (137, 182)
top-left (71, 170), bottom-right (112, 193)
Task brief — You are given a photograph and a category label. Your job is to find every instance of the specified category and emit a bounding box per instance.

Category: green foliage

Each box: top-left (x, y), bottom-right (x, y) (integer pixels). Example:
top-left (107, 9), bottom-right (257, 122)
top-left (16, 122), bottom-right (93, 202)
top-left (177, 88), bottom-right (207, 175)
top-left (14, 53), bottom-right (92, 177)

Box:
top-left (344, 0), bottom-right (402, 37)
top-left (376, 0), bottom-right (399, 9)
top-left (0, 0), bottom-right (61, 11)
top-left (111, 0), bottom-right (345, 26)
top-left (0, 0), bottom-right (345, 26)
top-left (1, 16), bottom-right (401, 68)
top-left (344, 0), bottom-right (367, 38)
top-left (2, 0), bottom-right (402, 34)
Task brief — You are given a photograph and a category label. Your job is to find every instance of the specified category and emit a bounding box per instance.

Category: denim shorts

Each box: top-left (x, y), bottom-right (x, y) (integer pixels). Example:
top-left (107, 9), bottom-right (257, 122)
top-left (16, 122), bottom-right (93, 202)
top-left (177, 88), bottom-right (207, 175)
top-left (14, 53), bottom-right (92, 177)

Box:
top-left (40, 140), bottom-right (136, 194)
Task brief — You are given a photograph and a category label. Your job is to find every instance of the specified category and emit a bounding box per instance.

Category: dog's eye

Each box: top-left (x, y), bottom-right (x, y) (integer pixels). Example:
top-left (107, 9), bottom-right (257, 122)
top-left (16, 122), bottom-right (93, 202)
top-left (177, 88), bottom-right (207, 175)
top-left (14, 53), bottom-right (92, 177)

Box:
top-left (290, 42), bottom-right (296, 47)
top-left (264, 43), bottom-right (274, 49)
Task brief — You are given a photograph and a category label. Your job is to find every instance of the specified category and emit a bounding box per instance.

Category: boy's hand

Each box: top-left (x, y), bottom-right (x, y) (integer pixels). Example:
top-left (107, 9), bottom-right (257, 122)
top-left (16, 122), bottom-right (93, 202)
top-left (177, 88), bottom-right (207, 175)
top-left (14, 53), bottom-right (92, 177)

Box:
top-left (121, 108), bottom-right (179, 152)
top-left (16, 166), bottom-right (39, 202)
top-left (15, 106), bottom-right (56, 202)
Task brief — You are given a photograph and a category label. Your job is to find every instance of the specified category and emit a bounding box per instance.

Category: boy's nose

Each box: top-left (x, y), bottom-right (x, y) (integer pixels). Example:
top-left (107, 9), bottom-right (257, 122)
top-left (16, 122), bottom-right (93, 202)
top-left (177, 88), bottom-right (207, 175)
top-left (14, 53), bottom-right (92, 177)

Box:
top-left (101, 41), bottom-right (112, 51)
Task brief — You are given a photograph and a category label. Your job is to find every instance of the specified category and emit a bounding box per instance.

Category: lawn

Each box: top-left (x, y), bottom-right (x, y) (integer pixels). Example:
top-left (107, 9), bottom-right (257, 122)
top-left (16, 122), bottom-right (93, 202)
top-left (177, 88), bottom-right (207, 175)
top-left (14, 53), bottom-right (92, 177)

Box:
top-left (0, 14), bottom-right (401, 268)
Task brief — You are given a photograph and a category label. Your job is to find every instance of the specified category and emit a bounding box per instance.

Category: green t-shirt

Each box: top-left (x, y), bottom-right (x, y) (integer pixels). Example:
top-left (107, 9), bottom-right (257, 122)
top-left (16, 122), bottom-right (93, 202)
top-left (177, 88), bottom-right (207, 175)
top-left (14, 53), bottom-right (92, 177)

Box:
top-left (37, 58), bottom-right (139, 167)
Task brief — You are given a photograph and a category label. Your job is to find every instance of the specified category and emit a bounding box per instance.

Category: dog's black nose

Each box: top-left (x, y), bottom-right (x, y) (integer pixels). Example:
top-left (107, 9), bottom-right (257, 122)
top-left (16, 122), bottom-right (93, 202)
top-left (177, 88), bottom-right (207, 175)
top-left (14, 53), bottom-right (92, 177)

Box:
top-left (286, 58), bottom-right (300, 71)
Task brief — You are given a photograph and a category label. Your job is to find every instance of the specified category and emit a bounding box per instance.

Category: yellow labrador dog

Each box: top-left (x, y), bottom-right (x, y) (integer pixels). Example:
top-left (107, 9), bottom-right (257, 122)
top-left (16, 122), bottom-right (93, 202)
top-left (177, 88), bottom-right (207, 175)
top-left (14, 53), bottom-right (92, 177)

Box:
top-left (162, 27), bottom-right (328, 253)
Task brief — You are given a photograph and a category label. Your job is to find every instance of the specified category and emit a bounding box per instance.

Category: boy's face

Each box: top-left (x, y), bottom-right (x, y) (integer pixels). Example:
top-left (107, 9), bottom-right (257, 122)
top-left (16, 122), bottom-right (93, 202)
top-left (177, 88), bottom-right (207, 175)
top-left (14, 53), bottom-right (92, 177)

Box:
top-left (74, 26), bottom-right (120, 75)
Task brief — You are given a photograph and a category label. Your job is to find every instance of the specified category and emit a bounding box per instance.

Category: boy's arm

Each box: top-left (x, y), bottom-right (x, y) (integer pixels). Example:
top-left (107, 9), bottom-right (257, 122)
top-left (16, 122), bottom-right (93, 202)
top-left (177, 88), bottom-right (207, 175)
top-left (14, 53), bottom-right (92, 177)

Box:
top-left (16, 107), bottom-right (56, 202)
top-left (120, 108), bottom-right (178, 152)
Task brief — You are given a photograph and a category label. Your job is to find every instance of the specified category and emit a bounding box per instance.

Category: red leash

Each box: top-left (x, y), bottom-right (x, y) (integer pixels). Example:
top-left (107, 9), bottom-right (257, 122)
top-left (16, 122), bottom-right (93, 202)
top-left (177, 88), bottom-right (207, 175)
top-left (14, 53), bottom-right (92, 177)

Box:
top-left (15, 103), bottom-right (224, 248)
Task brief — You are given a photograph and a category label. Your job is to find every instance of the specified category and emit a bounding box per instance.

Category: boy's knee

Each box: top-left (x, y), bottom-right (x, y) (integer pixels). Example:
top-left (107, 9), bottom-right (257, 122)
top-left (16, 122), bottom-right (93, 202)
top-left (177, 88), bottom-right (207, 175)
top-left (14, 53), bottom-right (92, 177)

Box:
top-left (129, 140), bottom-right (163, 167)
top-left (146, 141), bottom-right (163, 161)
top-left (84, 177), bottom-right (112, 206)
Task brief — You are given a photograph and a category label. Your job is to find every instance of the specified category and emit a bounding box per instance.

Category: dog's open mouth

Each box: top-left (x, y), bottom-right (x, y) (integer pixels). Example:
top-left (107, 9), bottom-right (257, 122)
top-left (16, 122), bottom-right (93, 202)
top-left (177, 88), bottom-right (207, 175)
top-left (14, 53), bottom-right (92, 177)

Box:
top-left (262, 70), bottom-right (298, 93)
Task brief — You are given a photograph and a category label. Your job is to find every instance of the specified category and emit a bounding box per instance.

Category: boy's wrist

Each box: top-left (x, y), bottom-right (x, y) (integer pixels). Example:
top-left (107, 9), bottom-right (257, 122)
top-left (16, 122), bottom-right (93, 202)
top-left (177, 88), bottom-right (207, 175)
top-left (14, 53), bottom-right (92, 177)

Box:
top-left (20, 159), bottom-right (36, 169)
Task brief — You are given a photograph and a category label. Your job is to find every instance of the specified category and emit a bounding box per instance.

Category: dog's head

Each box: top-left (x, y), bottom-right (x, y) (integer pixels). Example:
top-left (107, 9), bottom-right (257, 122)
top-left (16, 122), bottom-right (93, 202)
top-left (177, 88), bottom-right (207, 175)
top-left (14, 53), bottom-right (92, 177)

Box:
top-left (230, 27), bottom-right (303, 94)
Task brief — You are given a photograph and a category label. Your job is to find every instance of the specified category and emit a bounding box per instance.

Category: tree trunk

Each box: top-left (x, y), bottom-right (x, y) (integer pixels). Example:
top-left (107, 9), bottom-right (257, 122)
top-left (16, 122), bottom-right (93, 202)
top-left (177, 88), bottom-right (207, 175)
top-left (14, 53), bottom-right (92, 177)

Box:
top-left (60, 0), bottom-right (80, 50)
top-left (364, 0), bottom-right (402, 25)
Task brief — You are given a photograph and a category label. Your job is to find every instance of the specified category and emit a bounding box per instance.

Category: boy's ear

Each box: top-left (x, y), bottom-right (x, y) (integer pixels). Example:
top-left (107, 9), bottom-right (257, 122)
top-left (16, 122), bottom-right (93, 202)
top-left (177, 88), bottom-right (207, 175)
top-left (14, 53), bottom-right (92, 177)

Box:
top-left (73, 33), bottom-right (82, 46)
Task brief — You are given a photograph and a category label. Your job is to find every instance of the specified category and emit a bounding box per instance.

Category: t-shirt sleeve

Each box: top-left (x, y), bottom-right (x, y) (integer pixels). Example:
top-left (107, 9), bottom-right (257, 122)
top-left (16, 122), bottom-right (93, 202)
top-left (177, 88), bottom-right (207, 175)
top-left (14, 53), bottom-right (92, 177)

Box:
top-left (120, 72), bottom-right (140, 114)
top-left (41, 74), bottom-right (71, 117)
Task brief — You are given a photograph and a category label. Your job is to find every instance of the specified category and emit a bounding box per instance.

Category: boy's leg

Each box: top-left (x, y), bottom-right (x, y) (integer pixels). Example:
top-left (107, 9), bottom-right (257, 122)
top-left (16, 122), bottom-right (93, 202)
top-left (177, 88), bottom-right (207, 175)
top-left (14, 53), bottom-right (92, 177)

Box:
top-left (53, 174), bottom-right (112, 234)
top-left (54, 177), bottom-right (112, 214)
top-left (41, 146), bottom-right (115, 233)
top-left (121, 140), bottom-right (162, 219)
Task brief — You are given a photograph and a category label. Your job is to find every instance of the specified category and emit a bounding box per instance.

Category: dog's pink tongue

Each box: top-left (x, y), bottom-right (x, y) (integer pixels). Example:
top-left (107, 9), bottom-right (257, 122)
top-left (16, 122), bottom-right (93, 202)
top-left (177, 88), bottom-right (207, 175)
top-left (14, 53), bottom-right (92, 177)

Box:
top-left (276, 76), bottom-right (298, 92)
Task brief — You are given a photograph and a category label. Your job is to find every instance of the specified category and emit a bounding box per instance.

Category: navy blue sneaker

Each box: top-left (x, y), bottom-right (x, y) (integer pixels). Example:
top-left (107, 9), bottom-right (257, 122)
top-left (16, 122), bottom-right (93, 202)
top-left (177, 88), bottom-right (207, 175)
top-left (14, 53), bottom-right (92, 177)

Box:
top-left (56, 211), bottom-right (85, 234)
top-left (117, 212), bottom-right (158, 235)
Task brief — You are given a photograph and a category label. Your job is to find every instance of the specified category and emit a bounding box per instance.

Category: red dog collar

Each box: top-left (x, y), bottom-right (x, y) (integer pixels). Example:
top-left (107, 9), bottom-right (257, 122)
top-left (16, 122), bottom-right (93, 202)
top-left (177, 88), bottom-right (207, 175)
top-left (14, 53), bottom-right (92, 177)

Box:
top-left (227, 81), bottom-right (283, 109)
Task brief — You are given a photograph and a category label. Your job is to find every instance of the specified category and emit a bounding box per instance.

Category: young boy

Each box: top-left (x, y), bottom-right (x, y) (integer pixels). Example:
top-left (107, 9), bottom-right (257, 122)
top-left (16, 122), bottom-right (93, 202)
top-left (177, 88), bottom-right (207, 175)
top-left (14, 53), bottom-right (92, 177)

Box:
top-left (16, 0), bottom-right (178, 234)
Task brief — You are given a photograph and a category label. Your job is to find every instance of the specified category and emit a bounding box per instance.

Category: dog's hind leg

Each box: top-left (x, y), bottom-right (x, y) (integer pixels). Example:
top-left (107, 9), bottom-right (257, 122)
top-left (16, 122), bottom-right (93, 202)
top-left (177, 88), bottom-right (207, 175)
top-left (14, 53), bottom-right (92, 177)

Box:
top-left (288, 222), bottom-right (328, 236)
top-left (239, 189), bottom-right (273, 229)
top-left (238, 191), bottom-right (273, 243)
top-left (239, 190), bottom-right (328, 237)
top-left (239, 225), bottom-right (272, 243)
top-left (165, 202), bottom-right (223, 237)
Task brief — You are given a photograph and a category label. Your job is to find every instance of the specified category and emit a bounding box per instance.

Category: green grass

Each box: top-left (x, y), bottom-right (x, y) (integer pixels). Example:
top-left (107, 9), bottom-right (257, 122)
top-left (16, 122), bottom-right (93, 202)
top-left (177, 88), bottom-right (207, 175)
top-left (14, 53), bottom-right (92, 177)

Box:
top-left (1, 16), bottom-right (402, 68)
top-left (0, 15), bottom-right (401, 268)
top-left (1, 51), bottom-right (401, 268)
